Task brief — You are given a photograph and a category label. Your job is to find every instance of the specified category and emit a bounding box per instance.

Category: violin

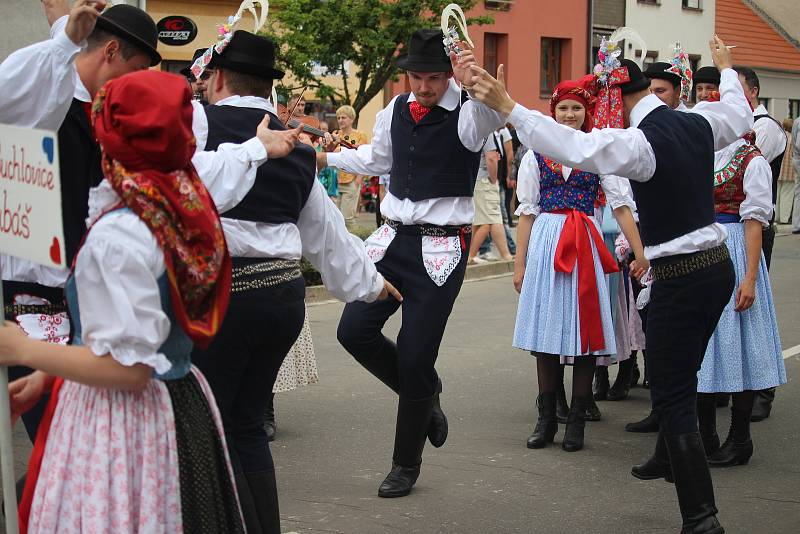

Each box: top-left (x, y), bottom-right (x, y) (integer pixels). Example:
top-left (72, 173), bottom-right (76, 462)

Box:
top-left (276, 103), bottom-right (357, 150)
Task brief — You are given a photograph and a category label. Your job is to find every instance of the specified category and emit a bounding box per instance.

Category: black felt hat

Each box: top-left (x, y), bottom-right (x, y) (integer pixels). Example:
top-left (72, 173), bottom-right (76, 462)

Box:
top-left (694, 66), bottom-right (721, 86)
top-left (209, 31), bottom-right (284, 80)
top-left (180, 48), bottom-right (207, 78)
top-left (95, 4), bottom-right (161, 66)
top-left (619, 59), bottom-right (652, 95)
top-left (644, 61), bottom-right (681, 88)
top-left (396, 29), bottom-right (452, 72)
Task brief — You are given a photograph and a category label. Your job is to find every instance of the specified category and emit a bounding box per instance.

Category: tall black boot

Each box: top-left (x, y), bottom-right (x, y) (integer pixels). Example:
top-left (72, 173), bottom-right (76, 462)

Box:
top-left (378, 395), bottom-right (435, 498)
top-left (354, 339), bottom-right (448, 448)
top-left (556, 381), bottom-right (570, 424)
top-left (708, 406), bottom-right (753, 467)
top-left (527, 392), bottom-right (558, 449)
top-left (642, 349), bottom-right (650, 389)
top-left (245, 469), bottom-right (282, 534)
top-left (630, 351), bottom-right (641, 387)
top-left (631, 430), bottom-right (674, 482)
top-left (696, 393), bottom-right (720, 456)
top-left (562, 396), bottom-right (588, 452)
top-left (235, 473), bottom-right (264, 534)
top-left (665, 432), bottom-right (725, 534)
top-left (750, 388), bottom-right (775, 422)
top-left (625, 410), bottom-right (660, 433)
top-left (607, 358), bottom-right (633, 401)
top-left (264, 393), bottom-right (276, 442)
top-left (592, 366), bottom-right (609, 401)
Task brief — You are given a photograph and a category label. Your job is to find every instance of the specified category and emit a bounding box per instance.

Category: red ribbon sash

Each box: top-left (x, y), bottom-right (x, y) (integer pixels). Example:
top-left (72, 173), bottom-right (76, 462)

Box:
top-left (551, 209), bottom-right (619, 353)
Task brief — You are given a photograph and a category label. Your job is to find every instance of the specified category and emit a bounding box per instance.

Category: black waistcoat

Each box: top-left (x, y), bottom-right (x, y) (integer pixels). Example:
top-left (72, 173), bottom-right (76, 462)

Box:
top-left (631, 105), bottom-right (716, 247)
top-left (754, 114), bottom-right (785, 213)
top-left (59, 99), bottom-right (104, 266)
top-left (204, 105), bottom-right (316, 224)
top-left (388, 93), bottom-right (481, 202)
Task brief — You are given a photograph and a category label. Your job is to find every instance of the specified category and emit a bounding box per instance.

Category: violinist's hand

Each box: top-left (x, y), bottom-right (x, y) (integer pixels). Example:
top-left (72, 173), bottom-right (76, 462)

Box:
top-left (378, 279), bottom-right (403, 302)
top-left (65, 0), bottom-right (107, 45)
top-left (256, 117), bottom-right (302, 158)
top-left (468, 64), bottom-right (516, 116)
top-left (450, 41), bottom-right (477, 87)
top-left (298, 133), bottom-right (315, 147)
top-left (8, 371), bottom-right (52, 425)
top-left (323, 132), bottom-right (339, 152)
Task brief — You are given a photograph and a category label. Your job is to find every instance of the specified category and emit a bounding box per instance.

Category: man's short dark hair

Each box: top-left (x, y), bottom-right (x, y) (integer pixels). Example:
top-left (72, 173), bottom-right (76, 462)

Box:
top-left (733, 65), bottom-right (760, 95)
top-left (222, 69), bottom-right (274, 99)
top-left (86, 28), bottom-right (141, 61)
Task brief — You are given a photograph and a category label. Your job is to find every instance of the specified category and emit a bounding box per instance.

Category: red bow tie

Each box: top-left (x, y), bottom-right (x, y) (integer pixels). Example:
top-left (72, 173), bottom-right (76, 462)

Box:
top-left (409, 101), bottom-right (432, 123)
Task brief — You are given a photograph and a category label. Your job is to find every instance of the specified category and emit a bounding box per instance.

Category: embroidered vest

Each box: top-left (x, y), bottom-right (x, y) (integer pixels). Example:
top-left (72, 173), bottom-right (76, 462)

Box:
top-left (714, 142), bottom-right (761, 215)
top-left (535, 153), bottom-right (600, 216)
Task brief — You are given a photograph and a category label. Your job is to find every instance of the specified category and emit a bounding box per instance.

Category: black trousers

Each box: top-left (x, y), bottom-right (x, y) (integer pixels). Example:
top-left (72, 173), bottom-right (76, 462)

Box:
top-left (646, 257), bottom-right (735, 435)
top-left (762, 224), bottom-right (775, 270)
top-left (337, 231), bottom-right (469, 399)
top-left (192, 277), bottom-right (305, 475)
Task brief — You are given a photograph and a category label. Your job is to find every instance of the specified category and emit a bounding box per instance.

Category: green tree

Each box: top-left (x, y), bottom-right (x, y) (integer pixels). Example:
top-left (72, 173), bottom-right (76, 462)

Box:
top-left (268, 0), bottom-right (491, 124)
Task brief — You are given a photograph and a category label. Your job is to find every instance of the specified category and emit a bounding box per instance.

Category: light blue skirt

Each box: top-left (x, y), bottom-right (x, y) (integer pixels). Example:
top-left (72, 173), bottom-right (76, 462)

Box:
top-left (697, 223), bottom-right (786, 393)
top-left (513, 213), bottom-right (616, 361)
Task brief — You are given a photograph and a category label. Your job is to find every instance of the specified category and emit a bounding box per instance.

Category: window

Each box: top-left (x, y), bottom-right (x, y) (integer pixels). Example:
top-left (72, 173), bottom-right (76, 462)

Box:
top-left (635, 50), bottom-right (658, 68)
top-left (484, 0), bottom-right (513, 11)
top-left (682, 0), bottom-right (702, 9)
top-left (789, 99), bottom-right (800, 119)
top-left (484, 33), bottom-right (508, 81)
top-left (758, 98), bottom-right (770, 112)
top-left (161, 60), bottom-right (189, 74)
top-left (637, 0), bottom-right (660, 5)
top-left (540, 38), bottom-right (562, 97)
top-left (688, 54), bottom-right (701, 102)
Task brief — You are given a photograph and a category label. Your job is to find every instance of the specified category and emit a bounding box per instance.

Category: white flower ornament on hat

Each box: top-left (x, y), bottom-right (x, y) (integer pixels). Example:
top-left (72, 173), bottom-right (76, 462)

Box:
top-left (666, 42), bottom-right (694, 102)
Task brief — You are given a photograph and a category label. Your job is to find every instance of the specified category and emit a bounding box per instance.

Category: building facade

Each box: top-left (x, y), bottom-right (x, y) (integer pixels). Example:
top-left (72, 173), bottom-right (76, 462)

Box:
top-left (591, 0), bottom-right (626, 65)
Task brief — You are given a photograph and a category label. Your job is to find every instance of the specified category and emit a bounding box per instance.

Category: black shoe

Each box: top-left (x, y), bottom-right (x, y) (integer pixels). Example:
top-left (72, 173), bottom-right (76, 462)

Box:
top-left (562, 397), bottom-right (588, 452)
top-left (665, 432), bottom-right (725, 534)
top-left (585, 396), bottom-right (602, 422)
top-left (265, 393), bottom-right (276, 442)
top-left (630, 352), bottom-right (641, 388)
top-left (715, 393), bottom-right (730, 408)
top-left (378, 464), bottom-right (421, 498)
top-left (625, 411), bottom-right (659, 433)
top-left (607, 359), bottom-right (633, 401)
top-left (593, 366), bottom-right (609, 401)
top-left (527, 392), bottom-right (558, 449)
top-left (556, 383), bottom-right (570, 424)
top-left (708, 407), bottom-right (753, 467)
top-left (750, 388), bottom-right (775, 422)
top-left (428, 379), bottom-right (448, 448)
top-left (631, 431), bottom-right (674, 483)
top-left (697, 393), bottom-right (720, 456)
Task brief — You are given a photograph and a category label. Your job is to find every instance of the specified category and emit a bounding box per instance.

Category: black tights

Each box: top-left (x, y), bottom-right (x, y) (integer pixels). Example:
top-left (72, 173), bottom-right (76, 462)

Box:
top-left (535, 353), bottom-right (596, 399)
top-left (732, 390), bottom-right (755, 412)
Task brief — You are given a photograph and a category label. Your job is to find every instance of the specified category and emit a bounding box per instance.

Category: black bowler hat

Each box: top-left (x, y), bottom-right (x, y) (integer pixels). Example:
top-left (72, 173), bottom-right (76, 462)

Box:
top-left (396, 29), bottom-right (452, 72)
top-left (619, 59), bottom-right (651, 95)
top-left (209, 30), bottom-right (284, 80)
top-left (694, 66), bottom-right (721, 86)
top-left (644, 61), bottom-right (681, 88)
top-left (95, 4), bottom-right (161, 66)
top-left (180, 48), bottom-right (207, 78)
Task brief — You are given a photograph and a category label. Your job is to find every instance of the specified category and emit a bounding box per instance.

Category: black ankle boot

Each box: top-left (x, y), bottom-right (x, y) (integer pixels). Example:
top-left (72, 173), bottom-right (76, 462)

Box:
top-left (428, 379), bottom-right (448, 448)
top-left (708, 407), bottom-right (753, 467)
top-left (607, 358), bottom-right (633, 401)
top-left (625, 410), bottom-right (660, 433)
top-left (562, 396), bottom-right (588, 452)
top-left (631, 430), bottom-right (674, 482)
top-left (585, 396), bottom-right (602, 422)
top-left (265, 393), bottom-right (276, 442)
top-left (697, 393), bottom-right (720, 456)
top-left (527, 392), bottom-right (558, 449)
top-left (556, 383), bottom-right (570, 424)
top-left (665, 432), bottom-right (725, 534)
top-left (630, 352), bottom-right (641, 388)
top-left (378, 395), bottom-right (435, 498)
top-left (245, 469), bottom-right (282, 534)
top-left (593, 366), bottom-right (609, 401)
top-left (750, 388), bottom-right (775, 422)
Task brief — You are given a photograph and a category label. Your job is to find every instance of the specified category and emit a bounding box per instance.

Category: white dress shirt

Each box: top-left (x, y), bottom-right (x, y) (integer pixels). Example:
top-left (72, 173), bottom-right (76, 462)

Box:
top-left (752, 104), bottom-right (787, 164)
top-left (327, 78), bottom-right (506, 225)
top-left (714, 139), bottom-right (773, 225)
top-left (507, 68), bottom-right (753, 259)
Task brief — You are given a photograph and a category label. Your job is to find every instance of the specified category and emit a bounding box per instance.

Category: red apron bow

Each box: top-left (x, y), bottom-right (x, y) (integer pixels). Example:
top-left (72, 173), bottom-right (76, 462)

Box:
top-left (552, 209), bottom-right (619, 353)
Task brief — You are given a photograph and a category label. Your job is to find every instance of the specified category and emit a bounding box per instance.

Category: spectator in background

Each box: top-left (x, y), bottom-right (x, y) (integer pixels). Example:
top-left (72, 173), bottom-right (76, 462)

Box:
top-left (316, 121), bottom-right (338, 200)
top-left (495, 125), bottom-right (516, 226)
top-left (334, 105), bottom-right (368, 231)
top-left (468, 136), bottom-right (513, 264)
top-left (777, 118), bottom-right (795, 224)
top-left (793, 116), bottom-right (800, 234)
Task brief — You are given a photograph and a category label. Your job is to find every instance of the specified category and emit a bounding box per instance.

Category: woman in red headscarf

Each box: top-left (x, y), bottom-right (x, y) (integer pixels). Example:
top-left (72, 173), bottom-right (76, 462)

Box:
top-left (512, 75), bottom-right (647, 453)
top-left (0, 70), bottom-right (245, 533)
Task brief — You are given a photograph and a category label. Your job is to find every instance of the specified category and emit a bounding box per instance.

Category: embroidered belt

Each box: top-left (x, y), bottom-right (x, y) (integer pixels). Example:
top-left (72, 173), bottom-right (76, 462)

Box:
top-left (231, 258), bottom-right (302, 294)
top-left (4, 302), bottom-right (68, 318)
top-left (650, 245), bottom-right (730, 282)
top-left (385, 219), bottom-right (471, 250)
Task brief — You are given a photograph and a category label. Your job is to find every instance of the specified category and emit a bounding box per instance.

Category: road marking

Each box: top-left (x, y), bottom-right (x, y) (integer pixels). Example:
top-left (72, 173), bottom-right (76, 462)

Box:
top-left (783, 344), bottom-right (800, 360)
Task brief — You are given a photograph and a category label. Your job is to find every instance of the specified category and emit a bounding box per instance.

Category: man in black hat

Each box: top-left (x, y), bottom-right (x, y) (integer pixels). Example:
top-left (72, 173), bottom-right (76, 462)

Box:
top-left (468, 36), bottom-right (751, 534)
top-left (189, 29), bottom-right (399, 533)
top-left (316, 28), bottom-right (505, 499)
top-left (181, 47), bottom-right (212, 104)
top-left (645, 61), bottom-right (686, 111)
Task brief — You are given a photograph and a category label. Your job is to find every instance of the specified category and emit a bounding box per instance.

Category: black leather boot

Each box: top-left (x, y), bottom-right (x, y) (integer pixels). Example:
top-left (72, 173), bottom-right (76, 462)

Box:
top-left (378, 395), bottom-right (435, 498)
top-left (264, 393), bottom-right (276, 442)
top-left (630, 351), bottom-right (641, 388)
top-left (556, 382), bottom-right (570, 424)
top-left (631, 430), bottom-right (674, 482)
top-left (527, 392), bottom-right (558, 449)
top-left (592, 366), bottom-right (609, 401)
top-left (245, 469), bottom-right (282, 534)
top-left (585, 396), bottom-right (602, 422)
top-left (562, 396), bottom-right (588, 452)
top-left (696, 393), bottom-right (720, 456)
top-left (665, 432), bottom-right (725, 534)
top-left (750, 388), bottom-right (775, 422)
top-left (428, 379), bottom-right (448, 448)
top-left (607, 358), bottom-right (633, 401)
top-left (625, 410), bottom-right (660, 433)
top-left (708, 407), bottom-right (753, 467)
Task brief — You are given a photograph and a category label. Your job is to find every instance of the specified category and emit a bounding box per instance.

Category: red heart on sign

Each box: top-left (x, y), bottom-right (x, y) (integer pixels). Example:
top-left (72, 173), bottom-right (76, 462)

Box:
top-left (49, 237), bottom-right (61, 265)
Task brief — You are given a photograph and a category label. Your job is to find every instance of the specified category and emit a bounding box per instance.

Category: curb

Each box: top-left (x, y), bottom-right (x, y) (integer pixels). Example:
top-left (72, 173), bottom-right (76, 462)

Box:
top-left (306, 259), bottom-right (514, 307)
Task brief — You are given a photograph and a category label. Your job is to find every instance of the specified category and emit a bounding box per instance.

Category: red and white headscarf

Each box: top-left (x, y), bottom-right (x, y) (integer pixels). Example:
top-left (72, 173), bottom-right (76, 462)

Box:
top-left (549, 74), bottom-right (598, 132)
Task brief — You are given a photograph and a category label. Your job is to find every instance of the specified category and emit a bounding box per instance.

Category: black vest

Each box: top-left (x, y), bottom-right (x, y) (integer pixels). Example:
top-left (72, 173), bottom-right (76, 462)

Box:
top-left (59, 99), bottom-right (104, 266)
top-left (204, 105), bottom-right (316, 224)
top-left (754, 114), bottom-right (785, 212)
top-left (631, 105), bottom-right (716, 247)
top-left (388, 93), bottom-right (481, 202)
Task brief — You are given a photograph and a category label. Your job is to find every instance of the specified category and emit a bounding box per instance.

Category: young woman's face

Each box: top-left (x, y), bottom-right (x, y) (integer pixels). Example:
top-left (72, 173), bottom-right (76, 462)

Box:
top-left (554, 99), bottom-right (586, 130)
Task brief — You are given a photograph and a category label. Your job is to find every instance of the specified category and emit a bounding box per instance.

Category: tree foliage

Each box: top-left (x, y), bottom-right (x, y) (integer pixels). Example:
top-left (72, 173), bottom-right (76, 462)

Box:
top-left (268, 0), bottom-right (490, 123)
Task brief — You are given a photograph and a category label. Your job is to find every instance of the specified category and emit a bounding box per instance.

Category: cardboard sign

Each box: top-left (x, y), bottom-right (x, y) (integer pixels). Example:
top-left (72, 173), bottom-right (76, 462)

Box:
top-left (0, 123), bottom-right (64, 270)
